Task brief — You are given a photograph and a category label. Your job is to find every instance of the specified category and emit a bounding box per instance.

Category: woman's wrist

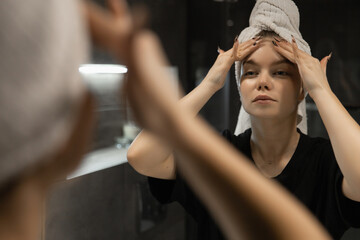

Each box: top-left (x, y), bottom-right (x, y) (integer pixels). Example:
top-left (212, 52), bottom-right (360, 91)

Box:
top-left (202, 75), bottom-right (225, 93)
top-left (203, 62), bottom-right (232, 91)
top-left (308, 87), bottom-right (334, 103)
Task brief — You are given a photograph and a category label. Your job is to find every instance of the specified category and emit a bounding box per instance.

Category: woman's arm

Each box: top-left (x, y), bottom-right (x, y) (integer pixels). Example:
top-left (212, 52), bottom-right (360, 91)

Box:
top-left (125, 30), bottom-right (331, 240)
top-left (126, 76), bottom-right (222, 179)
top-left (82, 0), bottom-right (132, 61)
top-left (311, 87), bottom-right (360, 201)
top-left (275, 37), bottom-right (360, 201)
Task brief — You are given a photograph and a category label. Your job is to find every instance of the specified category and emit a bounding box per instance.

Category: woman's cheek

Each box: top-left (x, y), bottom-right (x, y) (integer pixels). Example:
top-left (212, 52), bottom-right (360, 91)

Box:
top-left (239, 90), bottom-right (251, 111)
top-left (239, 82), bottom-right (251, 100)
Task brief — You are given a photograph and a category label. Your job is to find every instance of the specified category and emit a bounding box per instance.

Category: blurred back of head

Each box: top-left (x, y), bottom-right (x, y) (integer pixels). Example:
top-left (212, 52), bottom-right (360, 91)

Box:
top-left (0, 0), bottom-right (89, 190)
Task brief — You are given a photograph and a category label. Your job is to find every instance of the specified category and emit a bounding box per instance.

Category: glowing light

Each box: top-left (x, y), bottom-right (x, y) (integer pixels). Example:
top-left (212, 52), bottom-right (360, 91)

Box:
top-left (79, 64), bottom-right (127, 74)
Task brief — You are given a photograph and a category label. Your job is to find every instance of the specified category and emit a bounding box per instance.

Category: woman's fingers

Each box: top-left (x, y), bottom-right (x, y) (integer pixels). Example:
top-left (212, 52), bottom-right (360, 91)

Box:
top-left (107, 0), bottom-right (128, 17)
top-left (217, 46), bottom-right (225, 54)
top-left (320, 53), bottom-right (332, 74)
top-left (273, 41), bottom-right (296, 63)
top-left (235, 37), bottom-right (262, 61)
top-left (217, 36), bottom-right (260, 61)
top-left (319, 57), bottom-right (327, 74)
top-left (274, 38), bottom-right (308, 65)
top-left (231, 37), bottom-right (239, 58)
top-left (290, 35), bottom-right (301, 64)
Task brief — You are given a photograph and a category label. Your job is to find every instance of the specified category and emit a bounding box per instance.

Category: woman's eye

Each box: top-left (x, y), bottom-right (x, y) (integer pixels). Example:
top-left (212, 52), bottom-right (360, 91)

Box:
top-left (274, 71), bottom-right (288, 76)
top-left (244, 71), bottom-right (257, 76)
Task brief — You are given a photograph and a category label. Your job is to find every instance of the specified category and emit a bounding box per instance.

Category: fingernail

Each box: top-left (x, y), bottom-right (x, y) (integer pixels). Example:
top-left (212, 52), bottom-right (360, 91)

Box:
top-left (328, 52), bottom-right (332, 60)
top-left (272, 40), bottom-right (278, 47)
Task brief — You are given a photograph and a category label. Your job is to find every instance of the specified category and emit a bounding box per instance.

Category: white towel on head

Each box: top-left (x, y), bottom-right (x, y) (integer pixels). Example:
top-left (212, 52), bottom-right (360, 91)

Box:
top-left (0, 0), bottom-right (89, 187)
top-left (234, 0), bottom-right (311, 135)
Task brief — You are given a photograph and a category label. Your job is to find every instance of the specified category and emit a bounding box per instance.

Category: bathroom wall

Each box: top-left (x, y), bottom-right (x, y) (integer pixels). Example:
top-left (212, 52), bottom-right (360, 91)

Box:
top-left (45, 163), bottom-right (187, 240)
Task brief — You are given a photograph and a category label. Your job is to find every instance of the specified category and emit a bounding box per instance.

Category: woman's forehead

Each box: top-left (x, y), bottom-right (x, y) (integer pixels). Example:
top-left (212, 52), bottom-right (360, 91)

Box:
top-left (243, 41), bottom-right (292, 67)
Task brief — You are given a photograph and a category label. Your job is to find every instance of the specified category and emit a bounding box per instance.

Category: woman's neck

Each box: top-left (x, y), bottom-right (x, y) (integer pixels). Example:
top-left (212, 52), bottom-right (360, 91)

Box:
top-left (0, 179), bottom-right (44, 240)
top-left (250, 116), bottom-right (300, 177)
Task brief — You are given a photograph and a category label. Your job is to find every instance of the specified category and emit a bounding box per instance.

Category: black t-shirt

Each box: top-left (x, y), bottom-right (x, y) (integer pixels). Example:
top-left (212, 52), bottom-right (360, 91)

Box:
top-left (148, 128), bottom-right (360, 240)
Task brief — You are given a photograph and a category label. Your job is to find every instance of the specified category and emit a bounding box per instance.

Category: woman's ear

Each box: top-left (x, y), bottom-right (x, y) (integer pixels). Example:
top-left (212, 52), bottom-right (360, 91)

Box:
top-left (298, 82), bottom-right (305, 103)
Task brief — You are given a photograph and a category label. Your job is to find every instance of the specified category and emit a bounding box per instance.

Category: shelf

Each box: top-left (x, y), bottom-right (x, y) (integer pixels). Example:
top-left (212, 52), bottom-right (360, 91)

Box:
top-left (67, 146), bottom-right (128, 179)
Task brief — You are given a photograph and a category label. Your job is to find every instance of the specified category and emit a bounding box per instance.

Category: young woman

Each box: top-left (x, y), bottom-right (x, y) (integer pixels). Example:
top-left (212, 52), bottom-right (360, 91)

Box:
top-left (84, 1), bottom-right (336, 239)
top-left (0, 0), bottom-right (331, 239)
top-left (125, 29), bottom-right (331, 240)
top-left (127, 0), bottom-right (360, 239)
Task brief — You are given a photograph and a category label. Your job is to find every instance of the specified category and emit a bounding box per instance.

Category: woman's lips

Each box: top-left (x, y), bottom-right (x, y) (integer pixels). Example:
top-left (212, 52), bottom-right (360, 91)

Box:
top-left (253, 95), bottom-right (275, 102)
top-left (252, 95), bottom-right (276, 103)
top-left (254, 99), bottom-right (274, 104)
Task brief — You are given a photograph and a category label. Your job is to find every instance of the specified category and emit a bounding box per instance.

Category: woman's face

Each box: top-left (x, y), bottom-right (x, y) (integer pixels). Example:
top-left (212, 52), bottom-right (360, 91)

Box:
top-left (239, 39), bottom-right (304, 122)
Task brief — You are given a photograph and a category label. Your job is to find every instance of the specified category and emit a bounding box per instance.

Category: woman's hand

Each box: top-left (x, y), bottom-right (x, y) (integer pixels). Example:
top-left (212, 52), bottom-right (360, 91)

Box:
top-left (84, 0), bottom-right (133, 62)
top-left (204, 37), bottom-right (261, 91)
top-left (273, 37), bottom-right (332, 98)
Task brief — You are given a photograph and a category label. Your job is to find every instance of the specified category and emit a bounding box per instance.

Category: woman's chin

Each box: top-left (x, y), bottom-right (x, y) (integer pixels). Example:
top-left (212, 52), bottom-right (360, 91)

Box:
top-left (247, 108), bottom-right (299, 125)
top-left (247, 108), bottom-right (280, 119)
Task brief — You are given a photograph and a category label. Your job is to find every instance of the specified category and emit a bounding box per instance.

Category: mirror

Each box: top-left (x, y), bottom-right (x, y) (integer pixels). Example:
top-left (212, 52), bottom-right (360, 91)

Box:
top-left (44, 1), bottom-right (360, 240)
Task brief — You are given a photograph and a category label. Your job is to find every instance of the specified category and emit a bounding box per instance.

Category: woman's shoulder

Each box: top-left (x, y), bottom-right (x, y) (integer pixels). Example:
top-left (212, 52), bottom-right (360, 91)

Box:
top-left (221, 128), bottom-right (252, 156)
top-left (298, 129), bottom-right (331, 149)
top-left (297, 129), bottom-right (334, 162)
top-left (222, 128), bottom-right (251, 144)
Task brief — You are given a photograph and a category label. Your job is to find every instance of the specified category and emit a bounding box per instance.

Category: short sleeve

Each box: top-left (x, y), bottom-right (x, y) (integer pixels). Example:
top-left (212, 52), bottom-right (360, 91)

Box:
top-left (148, 177), bottom-right (176, 204)
top-left (222, 129), bottom-right (237, 146)
top-left (320, 141), bottom-right (360, 228)
top-left (335, 172), bottom-right (360, 227)
top-left (148, 128), bottom-right (237, 205)
top-left (221, 128), bottom-right (252, 160)
top-left (148, 172), bottom-right (205, 221)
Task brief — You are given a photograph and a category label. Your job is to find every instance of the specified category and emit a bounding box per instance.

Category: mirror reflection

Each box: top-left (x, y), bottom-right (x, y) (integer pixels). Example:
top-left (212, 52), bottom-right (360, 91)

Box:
top-left (46, 0), bottom-right (360, 240)
top-left (2, 0), bottom-right (359, 240)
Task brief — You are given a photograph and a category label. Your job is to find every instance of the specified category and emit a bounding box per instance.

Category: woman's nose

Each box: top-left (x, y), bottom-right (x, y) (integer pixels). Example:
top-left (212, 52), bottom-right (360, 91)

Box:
top-left (256, 73), bottom-right (272, 91)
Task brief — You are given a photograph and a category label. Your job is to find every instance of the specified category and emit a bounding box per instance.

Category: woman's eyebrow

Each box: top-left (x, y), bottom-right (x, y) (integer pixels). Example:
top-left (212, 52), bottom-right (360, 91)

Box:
top-left (243, 60), bottom-right (258, 67)
top-left (243, 59), bottom-right (294, 67)
top-left (272, 59), bottom-right (293, 66)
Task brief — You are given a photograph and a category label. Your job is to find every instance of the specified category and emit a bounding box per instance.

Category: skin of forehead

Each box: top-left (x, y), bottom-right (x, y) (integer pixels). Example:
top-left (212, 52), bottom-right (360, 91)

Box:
top-left (240, 39), bottom-right (300, 82)
top-left (244, 40), bottom-right (293, 67)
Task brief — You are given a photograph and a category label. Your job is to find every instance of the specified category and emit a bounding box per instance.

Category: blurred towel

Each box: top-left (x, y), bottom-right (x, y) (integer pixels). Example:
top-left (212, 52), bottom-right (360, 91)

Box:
top-left (0, 0), bottom-right (89, 186)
